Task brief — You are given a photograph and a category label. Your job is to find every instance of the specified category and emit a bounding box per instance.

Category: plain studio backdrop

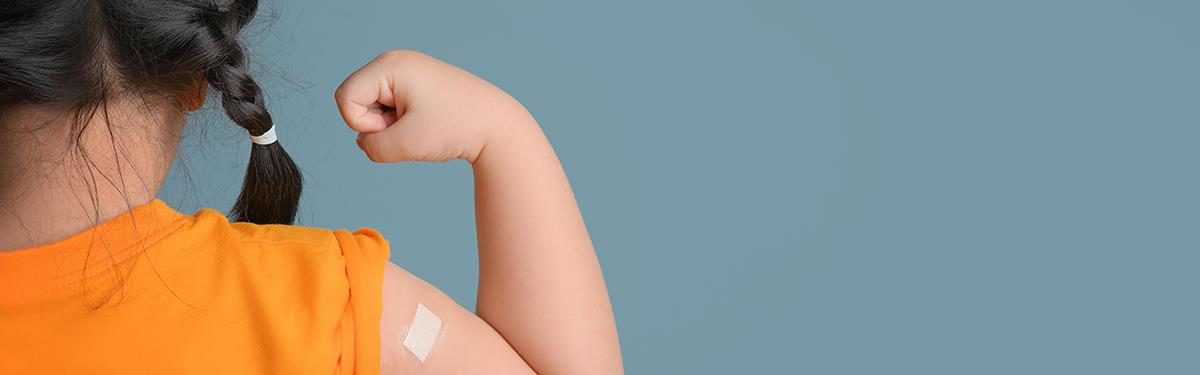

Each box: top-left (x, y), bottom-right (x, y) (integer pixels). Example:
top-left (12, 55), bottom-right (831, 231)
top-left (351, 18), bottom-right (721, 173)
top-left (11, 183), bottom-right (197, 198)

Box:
top-left (159, 0), bottom-right (1199, 373)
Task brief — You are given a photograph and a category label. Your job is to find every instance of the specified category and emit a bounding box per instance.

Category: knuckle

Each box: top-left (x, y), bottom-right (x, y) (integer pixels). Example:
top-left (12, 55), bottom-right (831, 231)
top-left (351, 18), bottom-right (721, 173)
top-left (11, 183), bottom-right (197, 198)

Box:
top-left (379, 49), bottom-right (429, 65)
top-left (333, 80), bottom-right (356, 105)
top-left (332, 84), bottom-right (346, 102)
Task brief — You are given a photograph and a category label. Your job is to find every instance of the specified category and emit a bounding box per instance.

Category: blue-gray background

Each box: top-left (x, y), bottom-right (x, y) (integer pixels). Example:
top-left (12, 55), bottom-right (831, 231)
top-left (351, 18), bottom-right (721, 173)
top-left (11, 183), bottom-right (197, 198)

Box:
top-left (160, 0), bottom-right (1200, 373)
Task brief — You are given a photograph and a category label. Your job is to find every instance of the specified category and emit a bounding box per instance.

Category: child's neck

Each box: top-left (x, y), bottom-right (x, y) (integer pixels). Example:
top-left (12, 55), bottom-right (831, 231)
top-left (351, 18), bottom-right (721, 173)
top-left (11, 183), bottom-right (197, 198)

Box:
top-left (0, 101), bottom-right (183, 251)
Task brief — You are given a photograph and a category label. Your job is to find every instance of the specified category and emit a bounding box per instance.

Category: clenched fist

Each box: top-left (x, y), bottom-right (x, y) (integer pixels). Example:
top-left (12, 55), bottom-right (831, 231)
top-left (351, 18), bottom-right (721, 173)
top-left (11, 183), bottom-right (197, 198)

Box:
top-left (335, 49), bottom-right (531, 164)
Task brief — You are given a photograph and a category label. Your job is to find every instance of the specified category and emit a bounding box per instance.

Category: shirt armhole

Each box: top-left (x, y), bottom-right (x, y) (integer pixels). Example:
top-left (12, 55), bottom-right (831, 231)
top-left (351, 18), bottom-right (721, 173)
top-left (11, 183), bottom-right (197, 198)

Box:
top-left (332, 228), bottom-right (392, 374)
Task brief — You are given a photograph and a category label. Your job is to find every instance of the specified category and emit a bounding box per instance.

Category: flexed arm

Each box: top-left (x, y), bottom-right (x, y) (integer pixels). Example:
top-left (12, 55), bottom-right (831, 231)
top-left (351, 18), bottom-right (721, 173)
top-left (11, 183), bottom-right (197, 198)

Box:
top-left (335, 50), bottom-right (623, 374)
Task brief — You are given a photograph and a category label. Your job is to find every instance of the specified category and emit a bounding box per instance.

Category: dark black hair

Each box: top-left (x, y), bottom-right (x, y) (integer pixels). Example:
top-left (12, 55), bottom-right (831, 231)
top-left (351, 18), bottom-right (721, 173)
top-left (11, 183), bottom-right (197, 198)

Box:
top-left (0, 0), bottom-right (301, 224)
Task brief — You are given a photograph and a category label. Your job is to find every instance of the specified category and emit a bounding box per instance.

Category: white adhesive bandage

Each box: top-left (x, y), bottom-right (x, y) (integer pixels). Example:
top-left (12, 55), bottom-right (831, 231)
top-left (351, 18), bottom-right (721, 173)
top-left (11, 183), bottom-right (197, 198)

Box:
top-left (402, 303), bottom-right (442, 362)
top-left (249, 125), bottom-right (278, 145)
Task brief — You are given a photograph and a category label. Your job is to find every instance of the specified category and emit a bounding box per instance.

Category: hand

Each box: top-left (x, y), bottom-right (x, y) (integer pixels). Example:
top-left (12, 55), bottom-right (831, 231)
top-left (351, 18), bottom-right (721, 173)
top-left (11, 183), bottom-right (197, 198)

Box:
top-left (334, 50), bottom-right (529, 164)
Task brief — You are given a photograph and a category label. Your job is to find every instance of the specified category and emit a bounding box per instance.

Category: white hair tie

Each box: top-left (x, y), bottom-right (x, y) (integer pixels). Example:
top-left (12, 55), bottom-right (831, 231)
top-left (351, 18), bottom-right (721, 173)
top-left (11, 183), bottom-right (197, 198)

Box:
top-left (249, 125), bottom-right (278, 145)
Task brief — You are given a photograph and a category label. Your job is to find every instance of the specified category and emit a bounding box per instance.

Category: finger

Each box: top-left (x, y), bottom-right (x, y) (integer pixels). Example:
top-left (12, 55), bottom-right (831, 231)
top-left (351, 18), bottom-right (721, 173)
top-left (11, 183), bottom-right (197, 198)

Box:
top-left (354, 112), bottom-right (422, 163)
top-left (334, 58), bottom-right (402, 133)
top-left (366, 103), bottom-right (399, 128)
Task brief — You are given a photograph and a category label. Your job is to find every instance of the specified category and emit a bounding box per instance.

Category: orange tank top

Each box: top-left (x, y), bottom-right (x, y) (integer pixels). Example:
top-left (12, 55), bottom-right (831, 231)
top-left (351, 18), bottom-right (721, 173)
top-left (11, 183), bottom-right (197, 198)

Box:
top-left (0, 199), bottom-right (390, 374)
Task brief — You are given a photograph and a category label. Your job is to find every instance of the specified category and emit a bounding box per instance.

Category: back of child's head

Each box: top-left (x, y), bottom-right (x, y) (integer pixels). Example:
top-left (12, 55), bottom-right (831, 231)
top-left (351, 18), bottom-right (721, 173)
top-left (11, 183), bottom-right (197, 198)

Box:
top-left (0, 0), bottom-right (301, 224)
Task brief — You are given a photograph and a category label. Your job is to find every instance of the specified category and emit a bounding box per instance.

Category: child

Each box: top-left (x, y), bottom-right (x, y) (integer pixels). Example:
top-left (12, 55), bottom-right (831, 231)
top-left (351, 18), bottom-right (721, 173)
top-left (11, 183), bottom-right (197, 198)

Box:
top-left (0, 1), bottom-right (621, 374)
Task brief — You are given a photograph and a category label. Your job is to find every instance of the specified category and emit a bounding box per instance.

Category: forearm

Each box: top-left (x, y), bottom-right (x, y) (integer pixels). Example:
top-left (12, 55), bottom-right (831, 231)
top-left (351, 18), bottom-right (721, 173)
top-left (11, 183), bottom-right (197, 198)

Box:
top-left (471, 110), bottom-right (623, 374)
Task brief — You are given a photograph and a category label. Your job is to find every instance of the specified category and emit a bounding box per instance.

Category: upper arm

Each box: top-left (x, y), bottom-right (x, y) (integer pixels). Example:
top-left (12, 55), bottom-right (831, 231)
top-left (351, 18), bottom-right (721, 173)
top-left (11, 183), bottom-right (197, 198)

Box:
top-left (379, 261), bottom-right (535, 375)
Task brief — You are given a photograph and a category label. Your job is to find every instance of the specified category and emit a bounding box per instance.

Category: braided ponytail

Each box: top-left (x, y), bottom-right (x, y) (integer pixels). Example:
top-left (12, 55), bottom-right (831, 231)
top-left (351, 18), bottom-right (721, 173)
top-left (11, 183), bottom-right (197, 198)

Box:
top-left (200, 2), bottom-right (303, 224)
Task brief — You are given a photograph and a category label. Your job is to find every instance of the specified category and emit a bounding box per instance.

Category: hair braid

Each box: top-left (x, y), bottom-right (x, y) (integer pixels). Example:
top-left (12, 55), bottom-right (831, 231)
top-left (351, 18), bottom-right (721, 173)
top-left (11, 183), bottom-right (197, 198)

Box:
top-left (200, 1), bottom-right (303, 224)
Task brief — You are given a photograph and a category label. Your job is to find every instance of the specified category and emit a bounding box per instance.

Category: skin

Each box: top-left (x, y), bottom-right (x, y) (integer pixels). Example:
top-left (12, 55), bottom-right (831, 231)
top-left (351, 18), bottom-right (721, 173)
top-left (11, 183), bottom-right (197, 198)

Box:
top-left (336, 50), bottom-right (623, 374)
top-left (0, 50), bottom-right (623, 374)
top-left (0, 98), bottom-right (186, 251)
